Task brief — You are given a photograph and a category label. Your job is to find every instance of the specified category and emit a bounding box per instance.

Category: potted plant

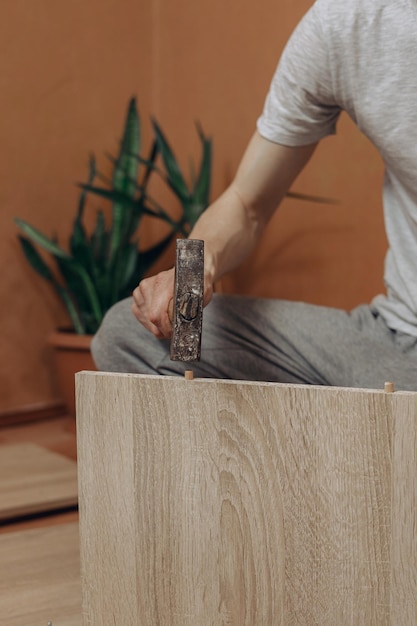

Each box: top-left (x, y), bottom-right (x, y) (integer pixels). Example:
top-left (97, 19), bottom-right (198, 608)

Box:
top-left (14, 97), bottom-right (212, 415)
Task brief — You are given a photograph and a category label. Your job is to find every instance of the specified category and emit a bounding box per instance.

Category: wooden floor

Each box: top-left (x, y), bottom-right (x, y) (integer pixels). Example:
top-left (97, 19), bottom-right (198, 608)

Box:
top-left (0, 415), bottom-right (78, 534)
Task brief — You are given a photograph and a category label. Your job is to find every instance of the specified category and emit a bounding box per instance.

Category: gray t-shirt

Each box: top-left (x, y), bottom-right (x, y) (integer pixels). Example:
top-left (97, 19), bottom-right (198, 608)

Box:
top-left (257, 0), bottom-right (417, 336)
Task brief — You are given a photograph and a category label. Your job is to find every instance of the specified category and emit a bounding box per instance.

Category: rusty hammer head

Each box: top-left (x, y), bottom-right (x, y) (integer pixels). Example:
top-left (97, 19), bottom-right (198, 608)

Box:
top-left (170, 238), bottom-right (204, 362)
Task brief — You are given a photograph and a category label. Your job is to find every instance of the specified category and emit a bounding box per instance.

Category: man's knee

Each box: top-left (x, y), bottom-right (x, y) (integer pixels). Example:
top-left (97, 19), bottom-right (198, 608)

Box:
top-left (91, 298), bottom-right (134, 371)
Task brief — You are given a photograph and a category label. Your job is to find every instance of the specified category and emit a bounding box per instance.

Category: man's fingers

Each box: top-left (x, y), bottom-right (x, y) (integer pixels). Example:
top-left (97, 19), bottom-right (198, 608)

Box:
top-left (167, 298), bottom-right (174, 323)
top-left (131, 268), bottom-right (176, 339)
top-left (131, 298), bottom-right (173, 339)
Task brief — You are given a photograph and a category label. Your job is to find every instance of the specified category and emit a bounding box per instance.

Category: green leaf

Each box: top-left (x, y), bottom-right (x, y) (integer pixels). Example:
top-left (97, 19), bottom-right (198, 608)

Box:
top-left (140, 139), bottom-right (159, 190)
top-left (109, 97), bottom-right (141, 265)
top-left (115, 98), bottom-right (141, 197)
top-left (55, 285), bottom-right (86, 334)
top-left (118, 244), bottom-right (138, 291)
top-left (90, 210), bottom-right (107, 263)
top-left (109, 243), bottom-right (139, 303)
top-left (17, 236), bottom-right (86, 334)
top-left (57, 257), bottom-right (90, 313)
top-left (70, 215), bottom-right (91, 266)
top-left (57, 257), bottom-right (103, 326)
top-left (152, 118), bottom-right (190, 202)
top-left (139, 231), bottom-right (174, 276)
top-left (76, 154), bottom-right (97, 221)
top-left (80, 184), bottom-right (163, 221)
top-left (142, 194), bottom-right (188, 236)
top-left (17, 236), bottom-right (57, 282)
top-left (15, 219), bottom-right (70, 259)
top-left (122, 232), bottom-right (175, 296)
top-left (105, 152), bottom-right (143, 194)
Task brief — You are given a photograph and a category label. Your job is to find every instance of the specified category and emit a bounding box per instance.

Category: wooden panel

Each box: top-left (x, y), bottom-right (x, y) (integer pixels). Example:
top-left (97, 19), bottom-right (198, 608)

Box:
top-left (76, 374), bottom-right (137, 625)
top-left (76, 372), bottom-right (417, 625)
top-left (0, 443), bottom-right (78, 521)
top-left (0, 522), bottom-right (81, 625)
top-left (391, 395), bottom-right (417, 621)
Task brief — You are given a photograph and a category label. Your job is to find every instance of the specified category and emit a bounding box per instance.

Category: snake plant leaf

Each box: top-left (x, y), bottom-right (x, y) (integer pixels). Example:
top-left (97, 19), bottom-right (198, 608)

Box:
top-left (73, 186), bottom-right (108, 300)
top-left (55, 285), bottom-right (86, 334)
top-left (70, 215), bottom-right (92, 268)
top-left (109, 243), bottom-right (139, 303)
top-left (71, 264), bottom-right (102, 325)
top-left (118, 243), bottom-right (138, 291)
top-left (90, 210), bottom-right (107, 263)
top-left (18, 236), bottom-right (86, 333)
top-left (95, 167), bottom-right (113, 189)
top-left (123, 231), bottom-right (175, 296)
top-left (124, 197), bottom-right (149, 242)
top-left (57, 259), bottom-right (92, 316)
top-left (151, 118), bottom-right (190, 202)
top-left (109, 97), bottom-right (141, 266)
top-left (138, 231), bottom-right (175, 277)
top-left (105, 153), bottom-right (143, 194)
top-left (55, 255), bottom-right (102, 326)
top-left (115, 98), bottom-right (141, 197)
top-left (142, 194), bottom-right (188, 236)
top-left (78, 184), bottom-right (158, 219)
top-left (17, 235), bottom-right (57, 282)
top-left (140, 139), bottom-right (159, 189)
top-left (105, 140), bottom-right (161, 243)
top-left (14, 219), bottom-right (71, 259)
top-left (119, 140), bottom-right (161, 186)
top-left (177, 124), bottom-right (212, 231)
top-left (77, 154), bottom-right (97, 221)
top-left (93, 271), bottom-right (114, 313)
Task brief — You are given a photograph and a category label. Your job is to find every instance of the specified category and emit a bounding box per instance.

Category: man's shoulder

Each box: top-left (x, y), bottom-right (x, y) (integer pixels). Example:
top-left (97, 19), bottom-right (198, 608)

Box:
top-left (314, 0), bottom-right (402, 20)
top-left (311, 0), bottom-right (407, 40)
top-left (313, 0), bottom-right (392, 22)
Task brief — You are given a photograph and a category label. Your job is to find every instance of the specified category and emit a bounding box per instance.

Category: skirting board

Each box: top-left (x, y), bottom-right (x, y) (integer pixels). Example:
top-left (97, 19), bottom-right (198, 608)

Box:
top-left (0, 400), bottom-right (66, 426)
top-left (76, 373), bottom-right (417, 625)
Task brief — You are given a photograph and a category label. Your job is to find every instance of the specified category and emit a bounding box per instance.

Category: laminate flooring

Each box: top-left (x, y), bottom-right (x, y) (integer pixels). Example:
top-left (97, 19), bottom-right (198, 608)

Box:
top-left (0, 416), bottom-right (78, 534)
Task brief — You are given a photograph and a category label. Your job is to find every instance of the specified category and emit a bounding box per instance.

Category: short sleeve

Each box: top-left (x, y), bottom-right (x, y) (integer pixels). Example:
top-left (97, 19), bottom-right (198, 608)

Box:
top-left (257, 0), bottom-right (341, 146)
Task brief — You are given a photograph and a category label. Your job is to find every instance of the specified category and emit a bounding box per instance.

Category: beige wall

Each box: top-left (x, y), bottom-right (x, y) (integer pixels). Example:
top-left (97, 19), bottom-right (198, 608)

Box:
top-left (1, 0), bottom-right (386, 415)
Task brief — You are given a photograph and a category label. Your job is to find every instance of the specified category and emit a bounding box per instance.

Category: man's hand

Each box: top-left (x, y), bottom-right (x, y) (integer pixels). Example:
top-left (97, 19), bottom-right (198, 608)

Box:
top-left (132, 267), bottom-right (214, 339)
top-left (132, 268), bottom-right (175, 339)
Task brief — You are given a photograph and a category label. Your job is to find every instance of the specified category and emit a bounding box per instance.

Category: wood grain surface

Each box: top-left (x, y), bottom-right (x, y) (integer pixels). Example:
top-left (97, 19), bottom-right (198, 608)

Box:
top-left (0, 522), bottom-right (81, 625)
top-left (0, 443), bottom-right (78, 521)
top-left (76, 373), bottom-right (417, 625)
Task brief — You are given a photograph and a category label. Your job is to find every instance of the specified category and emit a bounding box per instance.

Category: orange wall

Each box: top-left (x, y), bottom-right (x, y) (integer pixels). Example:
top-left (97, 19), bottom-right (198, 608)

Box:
top-left (1, 0), bottom-right (386, 414)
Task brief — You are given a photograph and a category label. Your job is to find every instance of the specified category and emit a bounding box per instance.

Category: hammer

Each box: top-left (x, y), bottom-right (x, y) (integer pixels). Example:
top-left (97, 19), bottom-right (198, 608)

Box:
top-left (170, 238), bottom-right (204, 366)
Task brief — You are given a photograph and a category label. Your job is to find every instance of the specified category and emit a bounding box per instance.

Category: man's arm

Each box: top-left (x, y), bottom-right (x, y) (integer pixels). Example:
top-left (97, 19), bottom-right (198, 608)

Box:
top-left (132, 130), bottom-right (317, 338)
top-left (191, 130), bottom-right (317, 286)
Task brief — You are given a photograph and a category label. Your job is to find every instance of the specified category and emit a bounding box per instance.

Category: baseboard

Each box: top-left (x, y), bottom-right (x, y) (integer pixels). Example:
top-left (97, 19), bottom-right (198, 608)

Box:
top-left (0, 400), bottom-right (67, 427)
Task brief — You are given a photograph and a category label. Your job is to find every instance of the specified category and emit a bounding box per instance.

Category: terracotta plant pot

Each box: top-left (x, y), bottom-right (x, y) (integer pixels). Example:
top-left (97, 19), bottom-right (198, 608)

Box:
top-left (48, 330), bottom-right (96, 418)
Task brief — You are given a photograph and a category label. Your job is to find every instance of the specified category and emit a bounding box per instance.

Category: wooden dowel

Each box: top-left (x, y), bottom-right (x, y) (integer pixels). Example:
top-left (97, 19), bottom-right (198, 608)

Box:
top-left (384, 381), bottom-right (395, 393)
top-left (184, 370), bottom-right (194, 380)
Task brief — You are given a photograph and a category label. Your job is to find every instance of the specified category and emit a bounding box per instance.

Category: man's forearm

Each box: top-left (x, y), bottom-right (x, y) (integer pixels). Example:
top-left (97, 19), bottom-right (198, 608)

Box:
top-left (189, 131), bottom-right (318, 285)
top-left (189, 184), bottom-right (265, 285)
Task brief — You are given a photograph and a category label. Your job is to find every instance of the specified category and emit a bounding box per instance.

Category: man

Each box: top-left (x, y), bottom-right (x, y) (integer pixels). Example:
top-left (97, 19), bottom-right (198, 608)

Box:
top-left (92, 0), bottom-right (417, 390)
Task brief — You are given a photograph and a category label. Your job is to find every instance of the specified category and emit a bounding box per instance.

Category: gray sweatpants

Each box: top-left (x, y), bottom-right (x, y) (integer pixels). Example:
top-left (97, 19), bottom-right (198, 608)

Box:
top-left (91, 294), bottom-right (417, 391)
